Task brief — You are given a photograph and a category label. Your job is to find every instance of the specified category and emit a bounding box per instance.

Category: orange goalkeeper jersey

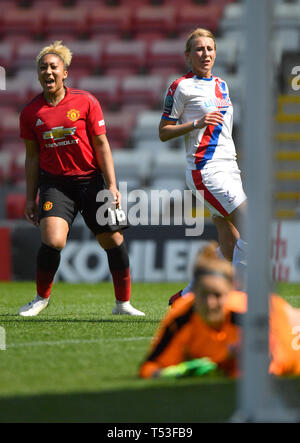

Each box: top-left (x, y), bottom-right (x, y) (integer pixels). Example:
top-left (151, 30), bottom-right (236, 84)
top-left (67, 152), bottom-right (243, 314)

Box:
top-left (139, 291), bottom-right (300, 378)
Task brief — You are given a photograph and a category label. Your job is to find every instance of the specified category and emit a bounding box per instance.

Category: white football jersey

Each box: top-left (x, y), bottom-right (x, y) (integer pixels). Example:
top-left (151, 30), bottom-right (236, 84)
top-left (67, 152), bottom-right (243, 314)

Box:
top-left (162, 72), bottom-right (237, 170)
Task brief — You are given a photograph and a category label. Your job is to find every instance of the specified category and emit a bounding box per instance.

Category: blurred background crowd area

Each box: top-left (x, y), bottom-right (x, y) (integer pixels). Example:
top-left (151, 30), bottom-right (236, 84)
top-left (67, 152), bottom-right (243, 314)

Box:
top-left (0, 0), bottom-right (300, 221)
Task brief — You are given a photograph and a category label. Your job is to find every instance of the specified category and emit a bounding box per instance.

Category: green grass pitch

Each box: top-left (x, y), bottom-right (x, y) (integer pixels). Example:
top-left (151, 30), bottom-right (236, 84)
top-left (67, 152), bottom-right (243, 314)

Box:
top-left (0, 281), bottom-right (300, 423)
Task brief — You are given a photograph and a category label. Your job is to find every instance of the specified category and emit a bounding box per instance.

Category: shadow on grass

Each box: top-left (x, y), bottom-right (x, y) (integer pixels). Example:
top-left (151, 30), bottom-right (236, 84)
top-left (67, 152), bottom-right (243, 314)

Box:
top-left (0, 381), bottom-right (237, 423)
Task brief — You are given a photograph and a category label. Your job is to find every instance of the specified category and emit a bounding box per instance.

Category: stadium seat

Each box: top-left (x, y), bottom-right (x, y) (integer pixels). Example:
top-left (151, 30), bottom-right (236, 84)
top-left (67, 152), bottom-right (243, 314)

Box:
top-left (219, 3), bottom-right (244, 34)
top-left (0, 41), bottom-right (14, 71)
top-left (132, 6), bottom-right (176, 36)
top-left (213, 38), bottom-right (238, 73)
top-left (275, 3), bottom-right (300, 28)
top-left (0, 79), bottom-right (28, 108)
top-left (132, 110), bottom-right (162, 142)
top-left (76, 76), bottom-right (120, 110)
top-left (87, 6), bottom-right (132, 38)
top-left (151, 177), bottom-right (185, 193)
top-left (176, 5), bottom-right (223, 35)
top-left (0, 151), bottom-right (12, 183)
top-left (151, 150), bottom-right (186, 180)
top-left (14, 41), bottom-right (49, 69)
top-left (5, 193), bottom-right (26, 219)
top-left (2, 7), bottom-right (44, 37)
top-left (67, 41), bottom-right (102, 71)
top-left (134, 139), bottom-right (173, 154)
top-left (10, 151), bottom-right (25, 184)
top-left (112, 149), bottom-right (151, 190)
top-left (102, 40), bottom-right (146, 73)
top-left (119, 75), bottom-right (164, 108)
top-left (104, 112), bottom-right (136, 150)
top-left (44, 6), bottom-right (88, 37)
top-left (146, 39), bottom-right (186, 72)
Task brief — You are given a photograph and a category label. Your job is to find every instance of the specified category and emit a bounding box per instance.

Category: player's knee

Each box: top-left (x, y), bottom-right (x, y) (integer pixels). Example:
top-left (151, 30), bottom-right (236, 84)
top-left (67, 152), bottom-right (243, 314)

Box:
top-left (97, 231), bottom-right (124, 250)
top-left (42, 240), bottom-right (65, 251)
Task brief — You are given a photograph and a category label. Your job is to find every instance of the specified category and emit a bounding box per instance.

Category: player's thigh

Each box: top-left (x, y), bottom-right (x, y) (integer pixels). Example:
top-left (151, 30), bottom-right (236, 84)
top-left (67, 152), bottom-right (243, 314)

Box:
top-left (39, 182), bottom-right (77, 248)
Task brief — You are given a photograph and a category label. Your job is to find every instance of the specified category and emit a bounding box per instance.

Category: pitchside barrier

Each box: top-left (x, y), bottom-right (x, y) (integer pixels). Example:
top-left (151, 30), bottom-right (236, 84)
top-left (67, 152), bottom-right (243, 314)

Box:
top-left (0, 220), bottom-right (299, 282)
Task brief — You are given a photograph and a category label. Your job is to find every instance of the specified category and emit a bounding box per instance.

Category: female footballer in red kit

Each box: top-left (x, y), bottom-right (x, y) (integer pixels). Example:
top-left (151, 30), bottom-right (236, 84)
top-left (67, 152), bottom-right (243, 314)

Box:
top-left (19, 41), bottom-right (144, 317)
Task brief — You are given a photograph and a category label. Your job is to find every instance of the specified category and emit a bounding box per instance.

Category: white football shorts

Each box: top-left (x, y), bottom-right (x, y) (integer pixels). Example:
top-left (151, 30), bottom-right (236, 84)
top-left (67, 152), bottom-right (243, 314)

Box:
top-left (186, 160), bottom-right (247, 217)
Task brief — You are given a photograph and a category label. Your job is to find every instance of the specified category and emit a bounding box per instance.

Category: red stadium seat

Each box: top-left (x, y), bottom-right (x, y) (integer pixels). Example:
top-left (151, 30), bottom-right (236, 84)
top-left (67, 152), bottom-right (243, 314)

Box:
top-left (14, 41), bottom-right (49, 69)
top-left (132, 6), bottom-right (176, 36)
top-left (119, 75), bottom-right (164, 108)
top-left (176, 5), bottom-right (223, 35)
top-left (0, 151), bottom-right (12, 184)
top-left (146, 39), bottom-right (186, 72)
top-left (2, 7), bottom-right (44, 37)
top-left (104, 111), bottom-right (136, 149)
top-left (76, 76), bottom-right (120, 110)
top-left (44, 6), bottom-right (88, 37)
top-left (67, 41), bottom-right (102, 71)
top-left (119, 0), bottom-right (149, 6)
top-left (104, 66), bottom-right (139, 79)
top-left (0, 41), bottom-right (14, 71)
top-left (5, 193), bottom-right (26, 219)
top-left (87, 6), bottom-right (132, 38)
top-left (102, 40), bottom-right (146, 73)
top-left (0, 79), bottom-right (28, 108)
top-left (9, 151), bottom-right (26, 185)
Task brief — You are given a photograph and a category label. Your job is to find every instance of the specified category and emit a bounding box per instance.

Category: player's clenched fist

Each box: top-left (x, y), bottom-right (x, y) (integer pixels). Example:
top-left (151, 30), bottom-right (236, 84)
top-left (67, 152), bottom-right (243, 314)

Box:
top-left (194, 111), bottom-right (224, 129)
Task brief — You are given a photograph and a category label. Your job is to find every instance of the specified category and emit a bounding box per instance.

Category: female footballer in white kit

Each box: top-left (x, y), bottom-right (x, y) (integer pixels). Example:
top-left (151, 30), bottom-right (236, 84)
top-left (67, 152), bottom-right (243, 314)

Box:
top-left (159, 28), bottom-right (247, 298)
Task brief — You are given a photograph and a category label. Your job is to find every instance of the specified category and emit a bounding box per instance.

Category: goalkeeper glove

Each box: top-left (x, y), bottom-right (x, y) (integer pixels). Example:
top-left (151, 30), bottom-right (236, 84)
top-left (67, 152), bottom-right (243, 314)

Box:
top-left (159, 358), bottom-right (218, 378)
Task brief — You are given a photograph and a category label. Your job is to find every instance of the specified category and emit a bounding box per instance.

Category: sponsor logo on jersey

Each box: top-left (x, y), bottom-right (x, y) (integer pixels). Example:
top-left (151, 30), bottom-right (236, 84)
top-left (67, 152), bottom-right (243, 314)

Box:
top-left (67, 109), bottom-right (80, 122)
top-left (43, 126), bottom-right (77, 141)
top-left (43, 201), bottom-right (53, 211)
top-left (35, 118), bottom-right (44, 126)
top-left (98, 120), bottom-right (105, 127)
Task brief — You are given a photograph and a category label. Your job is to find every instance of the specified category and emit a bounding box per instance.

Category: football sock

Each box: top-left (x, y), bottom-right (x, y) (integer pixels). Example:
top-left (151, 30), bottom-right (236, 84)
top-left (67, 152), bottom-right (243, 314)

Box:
top-left (106, 241), bottom-right (131, 302)
top-left (36, 243), bottom-right (61, 299)
top-left (232, 238), bottom-right (248, 290)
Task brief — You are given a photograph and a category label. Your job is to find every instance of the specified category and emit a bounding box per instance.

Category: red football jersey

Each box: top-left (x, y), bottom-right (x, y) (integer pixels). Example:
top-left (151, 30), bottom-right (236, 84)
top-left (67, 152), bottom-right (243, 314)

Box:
top-left (19, 87), bottom-right (106, 176)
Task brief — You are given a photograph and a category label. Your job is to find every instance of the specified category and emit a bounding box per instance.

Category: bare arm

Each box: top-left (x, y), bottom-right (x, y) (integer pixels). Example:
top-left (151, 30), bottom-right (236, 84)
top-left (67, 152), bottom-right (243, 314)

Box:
top-left (159, 111), bottom-right (224, 142)
top-left (24, 139), bottom-right (40, 226)
top-left (92, 133), bottom-right (120, 207)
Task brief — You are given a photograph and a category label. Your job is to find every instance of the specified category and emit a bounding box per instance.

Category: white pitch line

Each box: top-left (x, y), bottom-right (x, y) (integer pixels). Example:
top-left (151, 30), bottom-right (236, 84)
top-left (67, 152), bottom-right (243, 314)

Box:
top-left (6, 336), bottom-right (152, 349)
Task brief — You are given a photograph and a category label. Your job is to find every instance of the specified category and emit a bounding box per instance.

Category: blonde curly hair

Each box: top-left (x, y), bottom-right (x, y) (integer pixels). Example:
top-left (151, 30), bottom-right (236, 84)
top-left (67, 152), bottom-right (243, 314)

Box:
top-left (36, 41), bottom-right (72, 68)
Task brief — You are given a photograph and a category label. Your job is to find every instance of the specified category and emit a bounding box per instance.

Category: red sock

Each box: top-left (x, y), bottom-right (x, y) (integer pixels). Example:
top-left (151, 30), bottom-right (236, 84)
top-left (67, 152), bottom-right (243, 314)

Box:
top-left (110, 267), bottom-right (131, 302)
top-left (36, 269), bottom-right (55, 299)
top-left (36, 243), bottom-right (61, 299)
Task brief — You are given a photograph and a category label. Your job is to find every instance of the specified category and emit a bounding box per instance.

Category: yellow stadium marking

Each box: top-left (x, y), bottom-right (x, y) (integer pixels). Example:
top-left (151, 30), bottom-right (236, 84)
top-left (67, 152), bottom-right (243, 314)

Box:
top-left (275, 192), bottom-right (300, 200)
top-left (275, 171), bottom-right (300, 180)
top-left (275, 151), bottom-right (300, 161)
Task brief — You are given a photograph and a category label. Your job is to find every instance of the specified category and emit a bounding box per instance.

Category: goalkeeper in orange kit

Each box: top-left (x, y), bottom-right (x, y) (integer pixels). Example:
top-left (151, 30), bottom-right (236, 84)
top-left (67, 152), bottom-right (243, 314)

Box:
top-left (139, 242), bottom-right (300, 379)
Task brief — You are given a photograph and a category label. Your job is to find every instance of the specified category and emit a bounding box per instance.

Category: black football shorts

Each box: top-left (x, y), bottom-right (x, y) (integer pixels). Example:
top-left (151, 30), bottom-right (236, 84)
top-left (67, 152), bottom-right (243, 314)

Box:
top-left (38, 170), bottom-right (128, 235)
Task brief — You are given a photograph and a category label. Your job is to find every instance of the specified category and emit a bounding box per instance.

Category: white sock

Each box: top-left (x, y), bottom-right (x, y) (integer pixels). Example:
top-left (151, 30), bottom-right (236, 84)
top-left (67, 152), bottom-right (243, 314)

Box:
top-left (232, 238), bottom-right (248, 290)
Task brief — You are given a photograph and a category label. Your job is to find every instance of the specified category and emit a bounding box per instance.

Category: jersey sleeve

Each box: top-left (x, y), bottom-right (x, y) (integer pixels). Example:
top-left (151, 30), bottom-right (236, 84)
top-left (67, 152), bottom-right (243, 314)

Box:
top-left (19, 107), bottom-right (37, 140)
top-left (86, 94), bottom-right (106, 136)
top-left (139, 298), bottom-right (194, 378)
top-left (161, 82), bottom-right (185, 122)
